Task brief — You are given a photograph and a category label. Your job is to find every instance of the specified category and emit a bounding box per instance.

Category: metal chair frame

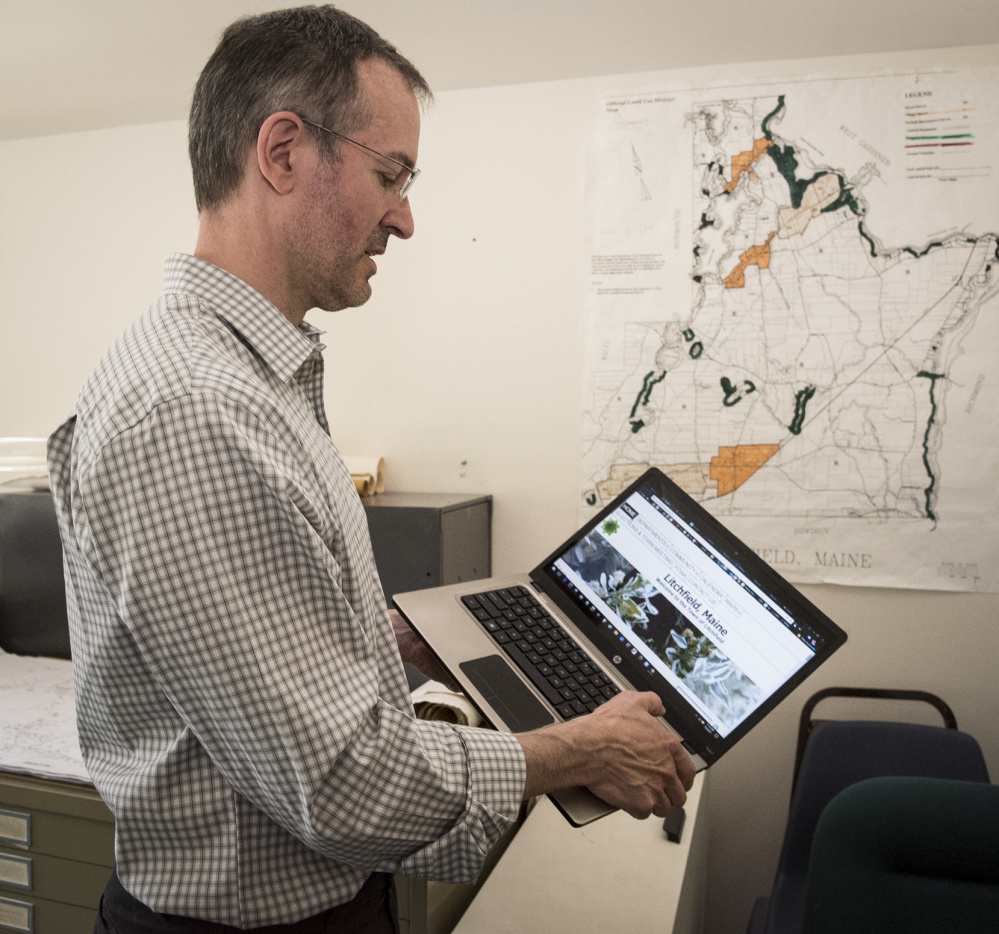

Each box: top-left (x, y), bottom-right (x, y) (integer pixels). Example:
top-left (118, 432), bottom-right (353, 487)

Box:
top-left (791, 687), bottom-right (957, 791)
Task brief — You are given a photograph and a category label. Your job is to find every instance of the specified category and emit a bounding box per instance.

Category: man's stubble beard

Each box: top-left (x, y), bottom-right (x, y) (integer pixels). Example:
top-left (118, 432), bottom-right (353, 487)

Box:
top-left (289, 167), bottom-right (384, 314)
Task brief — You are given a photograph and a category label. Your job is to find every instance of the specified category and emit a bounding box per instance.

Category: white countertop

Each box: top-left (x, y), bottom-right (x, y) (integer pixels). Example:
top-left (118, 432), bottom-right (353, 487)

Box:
top-left (455, 771), bottom-right (708, 934)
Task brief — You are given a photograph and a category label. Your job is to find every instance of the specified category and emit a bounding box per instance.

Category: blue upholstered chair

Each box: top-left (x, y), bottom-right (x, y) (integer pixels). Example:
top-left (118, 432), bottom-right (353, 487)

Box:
top-left (746, 689), bottom-right (991, 934)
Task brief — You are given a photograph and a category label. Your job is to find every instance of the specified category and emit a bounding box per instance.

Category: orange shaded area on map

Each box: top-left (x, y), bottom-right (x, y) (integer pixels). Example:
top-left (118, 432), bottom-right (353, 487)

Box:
top-left (710, 444), bottom-right (780, 496)
top-left (724, 138), bottom-right (773, 193)
top-left (723, 231), bottom-right (775, 288)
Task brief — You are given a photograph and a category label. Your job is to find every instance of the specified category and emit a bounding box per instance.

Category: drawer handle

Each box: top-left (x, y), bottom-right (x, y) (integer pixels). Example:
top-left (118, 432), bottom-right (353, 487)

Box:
top-left (0, 813), bottom-right (29, 849)
top-left (0, 895), bottom-right (33, 933)
top-left (0, 854), bottom-right (31, 890)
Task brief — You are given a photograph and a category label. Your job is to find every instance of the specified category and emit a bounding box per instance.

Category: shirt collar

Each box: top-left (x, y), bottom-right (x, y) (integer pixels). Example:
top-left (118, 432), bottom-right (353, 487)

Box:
top-left (163, 253), bottom-right (326, 383)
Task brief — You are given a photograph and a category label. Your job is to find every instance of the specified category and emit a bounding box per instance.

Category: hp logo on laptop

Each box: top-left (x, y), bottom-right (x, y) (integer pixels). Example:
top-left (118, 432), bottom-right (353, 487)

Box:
top-left (612, 655), bottom-right (622, 665)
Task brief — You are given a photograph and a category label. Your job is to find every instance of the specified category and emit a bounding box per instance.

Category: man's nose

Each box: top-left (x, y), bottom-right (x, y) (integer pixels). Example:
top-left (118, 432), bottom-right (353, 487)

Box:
top-left (384, 196), bottom-right (415, 240)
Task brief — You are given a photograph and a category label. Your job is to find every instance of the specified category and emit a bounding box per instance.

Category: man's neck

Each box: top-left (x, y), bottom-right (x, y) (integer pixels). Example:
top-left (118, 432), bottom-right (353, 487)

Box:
top-left (194, 208), bottom-right (307, 327)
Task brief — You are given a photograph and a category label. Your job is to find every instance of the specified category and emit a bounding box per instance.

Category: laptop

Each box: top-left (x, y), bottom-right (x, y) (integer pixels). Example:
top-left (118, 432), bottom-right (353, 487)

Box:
top-left (392, 467), bottom-right (847, 825)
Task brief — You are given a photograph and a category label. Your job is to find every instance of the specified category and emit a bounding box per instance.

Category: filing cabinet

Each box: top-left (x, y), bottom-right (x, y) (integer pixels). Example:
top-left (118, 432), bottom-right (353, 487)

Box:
top-left (361, 493), bottom-right (492, 601)
top-left (0, 768), bottom-right (517, 934)
top-left (0, 771), bottom-right (113, 934)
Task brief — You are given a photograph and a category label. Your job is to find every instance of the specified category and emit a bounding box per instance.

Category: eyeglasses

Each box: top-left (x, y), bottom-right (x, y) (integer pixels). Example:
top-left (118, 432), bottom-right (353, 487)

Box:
top-left (299, 116), bottom-right (420, 200)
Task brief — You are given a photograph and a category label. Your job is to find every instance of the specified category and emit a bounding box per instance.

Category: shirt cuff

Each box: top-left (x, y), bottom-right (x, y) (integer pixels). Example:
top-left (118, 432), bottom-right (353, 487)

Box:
top-left (455, 724), bottom-right (527, 821)
top-left (396, 724), bottom-right (526, 883)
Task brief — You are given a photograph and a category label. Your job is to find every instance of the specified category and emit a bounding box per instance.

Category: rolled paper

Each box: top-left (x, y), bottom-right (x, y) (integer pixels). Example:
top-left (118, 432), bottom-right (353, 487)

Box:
top-left (342, 455), bottom-right (386, 497)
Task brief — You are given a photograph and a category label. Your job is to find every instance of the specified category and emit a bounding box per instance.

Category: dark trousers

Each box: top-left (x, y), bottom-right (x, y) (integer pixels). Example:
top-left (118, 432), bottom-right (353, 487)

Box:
top-left (94, 867), bottom-right (398, 934)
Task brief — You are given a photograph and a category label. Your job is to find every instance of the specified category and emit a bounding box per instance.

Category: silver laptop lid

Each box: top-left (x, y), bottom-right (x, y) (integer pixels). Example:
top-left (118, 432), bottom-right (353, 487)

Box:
top-left (529, 468), bottom-right (847, 765)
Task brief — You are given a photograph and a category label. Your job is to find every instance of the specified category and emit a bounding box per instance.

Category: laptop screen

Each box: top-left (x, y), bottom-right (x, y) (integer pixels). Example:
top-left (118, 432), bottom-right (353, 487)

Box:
top-left (533, 470), bottom-right (844, 761)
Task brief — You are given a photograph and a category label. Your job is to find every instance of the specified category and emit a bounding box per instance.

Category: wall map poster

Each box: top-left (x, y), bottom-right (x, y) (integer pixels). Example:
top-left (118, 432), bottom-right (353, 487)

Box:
top-left (582, 66), bottom-right (998, 591)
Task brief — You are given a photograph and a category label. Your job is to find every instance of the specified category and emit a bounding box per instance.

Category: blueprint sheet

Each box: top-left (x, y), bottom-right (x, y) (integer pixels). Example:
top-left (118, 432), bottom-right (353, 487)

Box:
top-left (0, 647), bottom-right (90, 784)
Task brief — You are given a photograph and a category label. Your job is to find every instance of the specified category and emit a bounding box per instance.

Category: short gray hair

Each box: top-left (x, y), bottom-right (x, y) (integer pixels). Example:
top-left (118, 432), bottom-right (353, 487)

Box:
top-left (189, 5), bottom-right (432, 213)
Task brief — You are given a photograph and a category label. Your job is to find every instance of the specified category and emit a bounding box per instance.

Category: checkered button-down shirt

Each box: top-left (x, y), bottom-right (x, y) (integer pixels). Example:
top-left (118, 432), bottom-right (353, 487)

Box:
top-left (47, 254), bottom-right (525, 928)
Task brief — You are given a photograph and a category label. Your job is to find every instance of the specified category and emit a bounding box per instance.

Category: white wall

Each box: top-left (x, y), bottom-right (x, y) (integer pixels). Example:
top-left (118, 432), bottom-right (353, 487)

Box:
top-left (0, 121), bottom-right (198, 427)
top-left (2, 43), bottom-right (998, 934)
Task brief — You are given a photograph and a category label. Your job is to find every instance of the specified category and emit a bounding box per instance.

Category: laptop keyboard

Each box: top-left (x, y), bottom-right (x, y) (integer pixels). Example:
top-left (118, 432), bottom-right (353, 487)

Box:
top-left (460, 586), bottom-right (621, 720)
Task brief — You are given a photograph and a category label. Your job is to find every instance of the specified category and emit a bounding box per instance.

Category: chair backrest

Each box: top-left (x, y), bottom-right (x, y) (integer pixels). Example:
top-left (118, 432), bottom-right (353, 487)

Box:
top-left (764, 720), bottom-right (990, 934)
top-left (802, 776), bottom-right (999, 934)
top-left (791, 687), bottom-right (957, 790)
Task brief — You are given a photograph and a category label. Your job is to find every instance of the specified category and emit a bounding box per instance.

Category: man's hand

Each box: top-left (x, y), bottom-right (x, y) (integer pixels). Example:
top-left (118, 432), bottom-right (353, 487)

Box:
top-left (516, 691), bottom-right (695, 819)
top-left (577, 692), bottom-right (695, 817)
top-left (390, 609), bottom-right (460, 690)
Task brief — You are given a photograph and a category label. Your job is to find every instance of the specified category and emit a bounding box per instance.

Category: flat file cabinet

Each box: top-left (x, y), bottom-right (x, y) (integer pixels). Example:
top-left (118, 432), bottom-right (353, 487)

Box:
top-left (0, 769), bottom-right (518, 934)
top-left (0, 771), bottom-right (114, 934)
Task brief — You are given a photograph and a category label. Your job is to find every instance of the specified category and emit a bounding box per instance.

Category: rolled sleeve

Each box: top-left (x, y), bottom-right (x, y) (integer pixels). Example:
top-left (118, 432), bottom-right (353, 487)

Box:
top-left (395, 723), bottom-right (527, 882)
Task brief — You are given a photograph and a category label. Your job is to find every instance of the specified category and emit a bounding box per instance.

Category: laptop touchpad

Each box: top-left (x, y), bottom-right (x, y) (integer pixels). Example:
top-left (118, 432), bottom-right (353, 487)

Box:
top-left (459, 654), bottom-right (555, 732)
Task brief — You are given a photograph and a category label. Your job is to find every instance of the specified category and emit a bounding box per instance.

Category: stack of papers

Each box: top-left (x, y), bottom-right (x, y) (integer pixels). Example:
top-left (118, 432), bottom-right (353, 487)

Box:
top-left (0, 648), bottom-right (89, 784)
top-left (0, 437), bottom-right (49, 492)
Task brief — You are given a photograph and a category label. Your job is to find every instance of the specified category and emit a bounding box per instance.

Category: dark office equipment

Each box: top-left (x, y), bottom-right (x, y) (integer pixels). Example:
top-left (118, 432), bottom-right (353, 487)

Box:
top-left (662, 806), bottom-right (685, 844)
top-left (362, 492), bottom-right (491, 601)
top-left (802, 776), bottom-right (999, 933)
top-left (363, 492), bottom-right (491, 692)
top-left (0, 491), bottom-right (70, 659)
top-left (0, 489), bottom-right (491, 662)
top-left (746, 688), bottom-right (991, 934)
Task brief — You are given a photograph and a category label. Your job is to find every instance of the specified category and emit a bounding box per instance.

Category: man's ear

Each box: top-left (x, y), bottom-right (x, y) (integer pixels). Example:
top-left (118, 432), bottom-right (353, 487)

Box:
top-left (256, 111), bottom-right (312, 195)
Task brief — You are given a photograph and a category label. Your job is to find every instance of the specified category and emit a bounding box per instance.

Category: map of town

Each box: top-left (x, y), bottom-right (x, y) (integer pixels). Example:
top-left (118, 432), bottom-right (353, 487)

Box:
top-left (582, 70), bottom-right (999, 589)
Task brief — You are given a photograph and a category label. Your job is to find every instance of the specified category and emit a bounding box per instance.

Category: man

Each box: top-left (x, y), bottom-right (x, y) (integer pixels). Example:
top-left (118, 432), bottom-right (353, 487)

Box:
top-left (48, 7), bottom-right (694, 932)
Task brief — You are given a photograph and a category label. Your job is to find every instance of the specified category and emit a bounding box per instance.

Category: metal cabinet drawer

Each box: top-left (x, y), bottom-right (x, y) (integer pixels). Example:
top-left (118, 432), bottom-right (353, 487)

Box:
top-left (0, 848), bottom-right (109, 909)
top-left (3, 810), bottom-right (113, 867)
top-left (0, 891), bottom-right (97, 934)
top-left (0, 774), bottom-right (113, 867)
top-left (0, 773), bottom-right (113, 934)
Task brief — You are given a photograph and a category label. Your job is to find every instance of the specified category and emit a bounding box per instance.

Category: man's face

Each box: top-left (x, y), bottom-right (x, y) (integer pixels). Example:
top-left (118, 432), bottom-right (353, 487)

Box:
top-left (289, 57), bottom-right (420, 313)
